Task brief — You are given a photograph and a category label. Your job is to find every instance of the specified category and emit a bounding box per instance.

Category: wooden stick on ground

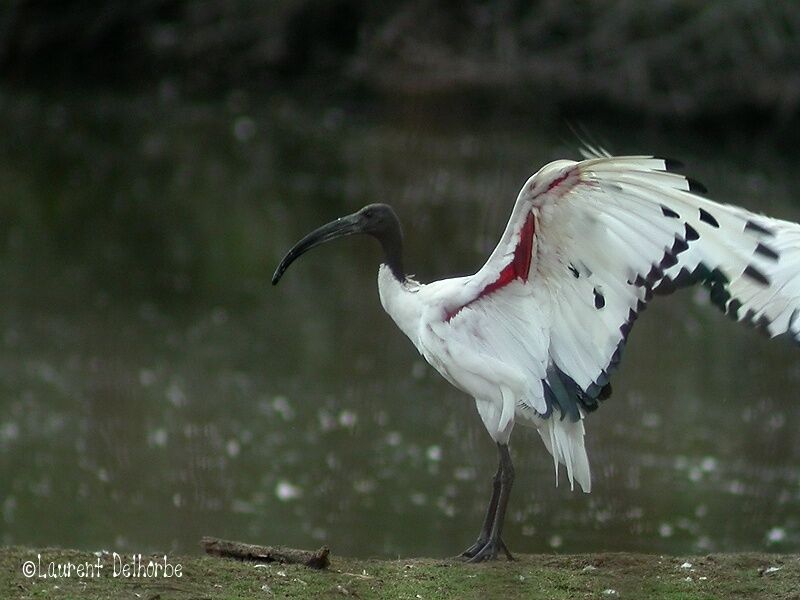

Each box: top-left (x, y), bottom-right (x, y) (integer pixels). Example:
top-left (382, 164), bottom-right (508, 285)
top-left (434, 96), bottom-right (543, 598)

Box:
top-left (201, 537), bottom-right (330, 570)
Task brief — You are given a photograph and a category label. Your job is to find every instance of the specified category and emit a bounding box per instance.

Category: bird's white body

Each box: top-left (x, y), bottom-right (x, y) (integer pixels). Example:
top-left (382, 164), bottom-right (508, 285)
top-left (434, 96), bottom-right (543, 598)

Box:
top-left (274, 149), bottom-right (800, 561)
top-left (377, 154), bottom-right (800, 495)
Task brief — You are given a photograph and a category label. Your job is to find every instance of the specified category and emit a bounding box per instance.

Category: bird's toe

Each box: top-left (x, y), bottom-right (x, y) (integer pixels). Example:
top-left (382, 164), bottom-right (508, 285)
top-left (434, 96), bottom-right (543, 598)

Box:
top-left (458, 538), bottom-right (488, 560)
top-left (465, 538), bottom-right (513, 563)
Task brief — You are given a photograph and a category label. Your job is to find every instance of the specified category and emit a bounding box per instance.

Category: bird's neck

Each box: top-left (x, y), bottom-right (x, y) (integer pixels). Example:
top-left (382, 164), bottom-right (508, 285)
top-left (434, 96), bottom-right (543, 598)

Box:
top-left (377, 263), bottom-right (422, 348)
top-left (377, 226), bottom-right (405, 282)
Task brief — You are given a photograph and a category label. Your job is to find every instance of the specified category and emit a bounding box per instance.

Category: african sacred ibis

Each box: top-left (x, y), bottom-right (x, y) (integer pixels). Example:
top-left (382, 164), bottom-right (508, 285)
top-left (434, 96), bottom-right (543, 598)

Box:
top-left (272, 151), bottom-right (800, 562)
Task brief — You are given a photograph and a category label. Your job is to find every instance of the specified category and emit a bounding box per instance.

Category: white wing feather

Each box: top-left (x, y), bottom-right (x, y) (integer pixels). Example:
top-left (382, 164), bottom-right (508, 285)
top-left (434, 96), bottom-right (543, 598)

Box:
top-left (417, 153), bottom-right (800, 492)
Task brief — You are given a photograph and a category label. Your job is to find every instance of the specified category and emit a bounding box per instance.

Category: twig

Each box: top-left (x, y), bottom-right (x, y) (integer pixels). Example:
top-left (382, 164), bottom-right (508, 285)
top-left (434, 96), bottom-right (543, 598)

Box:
top-left (200, 537), bottom-right (330, 570)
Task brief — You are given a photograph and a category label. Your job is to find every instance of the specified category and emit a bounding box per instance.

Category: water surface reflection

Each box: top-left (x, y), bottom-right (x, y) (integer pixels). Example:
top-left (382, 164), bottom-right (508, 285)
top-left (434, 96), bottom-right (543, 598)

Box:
top-left (1, 93), bottom-right (799, 557)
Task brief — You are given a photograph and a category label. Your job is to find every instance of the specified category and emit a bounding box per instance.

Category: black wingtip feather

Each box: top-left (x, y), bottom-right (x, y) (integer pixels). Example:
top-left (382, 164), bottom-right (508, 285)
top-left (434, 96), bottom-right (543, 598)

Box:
top-left (743, 265), bottom-right (770, 286)
top-left (754, 242), bottom-right (779, 261)
top-left (661, 205), bottom-right (680, 219)
top-left (661, 157), bottom-right (685, 172)
top-left (745, 220), bottom-right (775, 237)
top-left (698, 207), bottom-right (719, 228)
top-left (687, 177), bottom-right (708, 194)
top-left (685, 223), bottom-right (700, 241)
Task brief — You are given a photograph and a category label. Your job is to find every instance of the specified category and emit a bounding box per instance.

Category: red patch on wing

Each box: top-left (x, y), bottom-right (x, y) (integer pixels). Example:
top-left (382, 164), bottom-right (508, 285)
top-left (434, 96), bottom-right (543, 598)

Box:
top-left (445, 212), bottom-right (536, 322)
top-left (547, 172), bottom-right (570, 192)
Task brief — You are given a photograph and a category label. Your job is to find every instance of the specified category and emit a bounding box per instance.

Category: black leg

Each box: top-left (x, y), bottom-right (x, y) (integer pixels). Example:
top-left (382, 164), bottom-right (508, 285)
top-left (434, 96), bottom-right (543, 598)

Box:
top-left (461, 443), bottom-right (515, 562)
top-left (459, 460), bottom-right (502, 558)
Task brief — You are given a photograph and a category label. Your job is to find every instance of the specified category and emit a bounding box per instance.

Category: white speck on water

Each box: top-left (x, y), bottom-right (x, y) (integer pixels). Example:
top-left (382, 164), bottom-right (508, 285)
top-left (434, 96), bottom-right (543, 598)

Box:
top-left (436, 497), bottom-right (456, 518)
top-left (680, 561), bottom-right (692, 569)
top-left (426, 445), bottom-right (442, 461)
top-left (518, 575), bottom-right (525, 581)
top-left (626, 506), bottom-right (643, 520)
top-left (0, 421), bottom-right (19, 443)
top-left (602, 589), bottom-right (617, 596)
top-left (692, 287), bottom-right (710, 306)
top-left (173, 492), bottom-right (183, 507)
top-left (226, 439), bottom-right (240, 458)
top-left (659, 523), bottom-right (673, 538)
top-left (275, 480), bottom-right (303, 502)
top-left (453, 466), bottom-right (476, 481)
top-left (233, 116), bottom-right (256, 142)
top-left (273, 396), bottom-right (295, 421)
top-left (548, 535), bottom-right (562, 549)
top-left (766, 527), bottom-right (786, 543)
top-left (353, 479), bottom-right (376, 494)
top-left (641, 412), bottom-right (661, 428)
top-left (727, 480), bottom-right (746, 495)
top-left (701, 456), bottom-right (718, 472)
top-left (148, 427), bottom-right (168, 447)
top-left (211, 307), bottom-right (228, 325)
top-left (231, 499), bottom-right (256, 514)
top-left (318, 409), bottom-right (335, 432)
top-left (695, 536), bottom-right (712, 551)
top-left (375, 410), bottom-right (389, 427)
top-left (325, 453), bottom-right (339, 470)
top-left (386, 431), bottom-right (402, 446)
top-left (166, 381), bottom-right (187, 407)
top-left (139, 369), bottom-right (156, 386)
top-left (410, 492), bottom-right (427, 506)
top-left (699, 576), bottom-right (708, 581)
top-left (338, 409), bottom-right (357, 428)
top-left (768, 413), bottom-right (785, 430)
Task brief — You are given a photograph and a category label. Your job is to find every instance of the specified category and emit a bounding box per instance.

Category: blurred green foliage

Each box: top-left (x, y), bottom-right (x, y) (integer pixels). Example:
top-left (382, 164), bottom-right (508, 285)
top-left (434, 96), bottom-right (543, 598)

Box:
top-left (2, 1), bottom-right (800, 122)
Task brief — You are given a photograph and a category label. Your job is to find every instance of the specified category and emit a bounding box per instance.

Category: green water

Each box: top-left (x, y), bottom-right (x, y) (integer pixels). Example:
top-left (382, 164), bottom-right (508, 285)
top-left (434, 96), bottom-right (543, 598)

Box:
top-left (1, 91), bottom-right (799, 558)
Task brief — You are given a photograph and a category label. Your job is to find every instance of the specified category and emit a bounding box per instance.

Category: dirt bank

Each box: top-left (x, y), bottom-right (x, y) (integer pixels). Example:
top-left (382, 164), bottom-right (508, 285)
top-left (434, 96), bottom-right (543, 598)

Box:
top-left (1, 547), bottom-right (798, 599)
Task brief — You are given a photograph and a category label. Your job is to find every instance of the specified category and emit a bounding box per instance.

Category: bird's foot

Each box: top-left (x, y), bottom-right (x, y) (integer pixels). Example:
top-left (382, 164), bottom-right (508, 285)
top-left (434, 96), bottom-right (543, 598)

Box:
top-left (458, 538), bottom-right (488, 560)
top-left (461, 538), bottom-right (514, 563)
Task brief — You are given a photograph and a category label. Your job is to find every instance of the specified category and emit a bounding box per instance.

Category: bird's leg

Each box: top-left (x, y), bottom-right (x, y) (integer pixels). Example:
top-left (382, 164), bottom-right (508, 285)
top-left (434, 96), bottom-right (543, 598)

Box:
top-left (459, 459), bottom-right (502, 558)
top-left (466, 443), bottom-right (515, 562)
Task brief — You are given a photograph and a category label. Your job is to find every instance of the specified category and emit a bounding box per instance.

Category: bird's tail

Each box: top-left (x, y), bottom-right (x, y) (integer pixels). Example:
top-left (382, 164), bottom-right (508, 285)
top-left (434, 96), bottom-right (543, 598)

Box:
top-left (537, 415), bottom-right (591, 493)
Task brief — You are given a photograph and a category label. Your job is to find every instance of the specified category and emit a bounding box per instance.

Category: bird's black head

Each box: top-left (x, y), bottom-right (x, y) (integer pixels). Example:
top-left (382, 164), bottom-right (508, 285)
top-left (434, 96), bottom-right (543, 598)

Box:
top-left (272, 203), bottom-right (405, 285)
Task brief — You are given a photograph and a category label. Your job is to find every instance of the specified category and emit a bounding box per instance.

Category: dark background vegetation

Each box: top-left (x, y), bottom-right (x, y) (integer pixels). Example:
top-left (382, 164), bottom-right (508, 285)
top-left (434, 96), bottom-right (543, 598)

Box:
top-left (3, 0), bottom-right (800, 125)
top-left (3, 0), bottom-right (800, 305)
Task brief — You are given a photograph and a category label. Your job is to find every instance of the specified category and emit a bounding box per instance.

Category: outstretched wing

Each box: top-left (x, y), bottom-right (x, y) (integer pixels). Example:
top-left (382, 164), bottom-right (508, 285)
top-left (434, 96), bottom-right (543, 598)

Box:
top-left (659, 212), bottom-right (800, 340)
top-left (447, 155), bottom-right (792, 423)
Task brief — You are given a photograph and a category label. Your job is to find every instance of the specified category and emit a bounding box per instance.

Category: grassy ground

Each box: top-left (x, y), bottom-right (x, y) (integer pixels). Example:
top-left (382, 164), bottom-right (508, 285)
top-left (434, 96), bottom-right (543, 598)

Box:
top-left (1, 547), bottom-right (798, 599)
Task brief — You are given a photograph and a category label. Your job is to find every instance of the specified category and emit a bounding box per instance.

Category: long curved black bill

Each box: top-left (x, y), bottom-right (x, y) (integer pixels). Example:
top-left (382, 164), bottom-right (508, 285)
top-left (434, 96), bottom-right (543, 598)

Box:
top-left (272, 213), bottom-right (362, 285)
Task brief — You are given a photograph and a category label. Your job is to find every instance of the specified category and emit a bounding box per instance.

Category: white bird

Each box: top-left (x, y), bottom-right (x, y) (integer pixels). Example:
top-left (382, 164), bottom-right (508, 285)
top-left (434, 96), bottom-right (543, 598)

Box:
top-left (272, 152), bottom-right (800, 562)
